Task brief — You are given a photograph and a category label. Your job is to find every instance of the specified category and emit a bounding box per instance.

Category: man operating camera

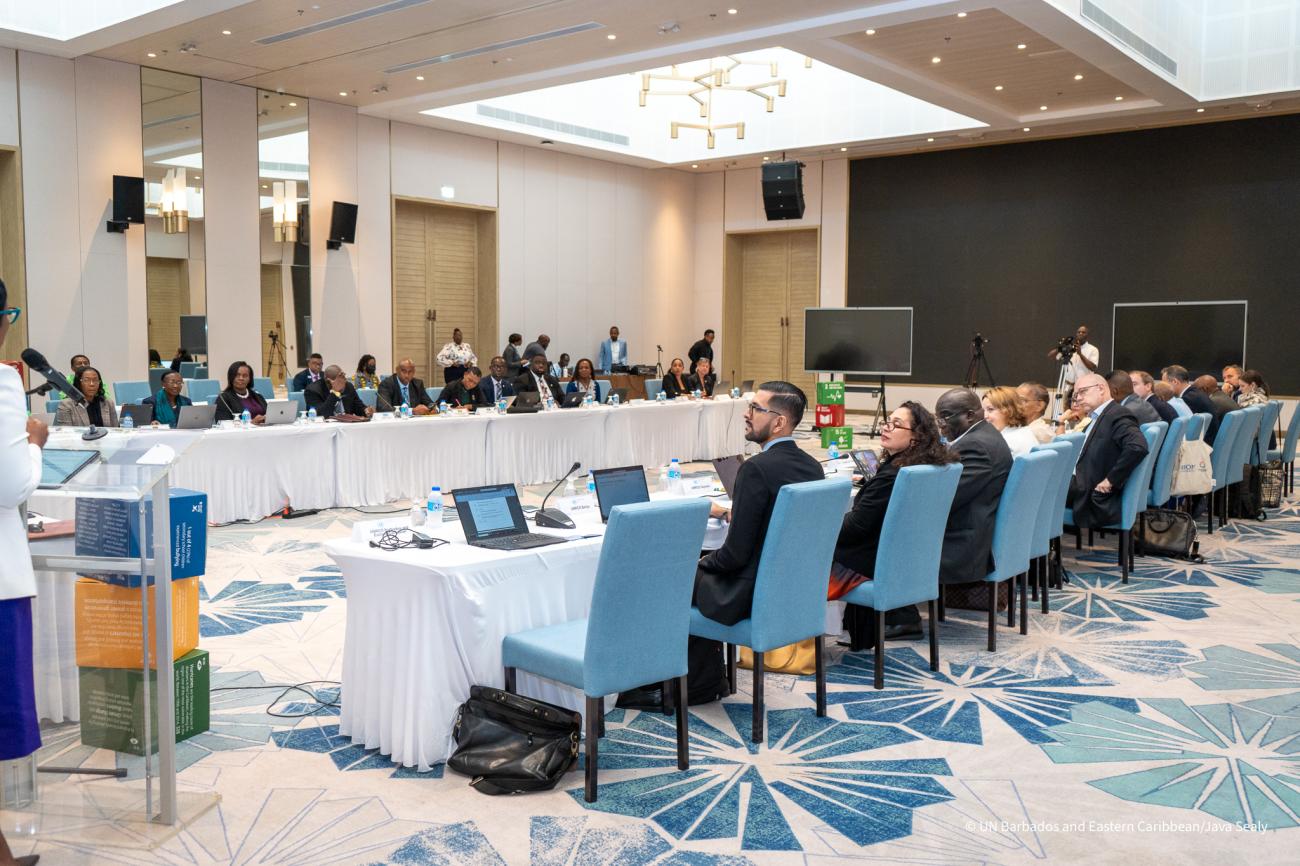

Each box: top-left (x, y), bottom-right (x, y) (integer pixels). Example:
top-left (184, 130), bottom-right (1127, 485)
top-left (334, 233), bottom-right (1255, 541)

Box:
top-left (1047, 324), bottom-right (1099, 406)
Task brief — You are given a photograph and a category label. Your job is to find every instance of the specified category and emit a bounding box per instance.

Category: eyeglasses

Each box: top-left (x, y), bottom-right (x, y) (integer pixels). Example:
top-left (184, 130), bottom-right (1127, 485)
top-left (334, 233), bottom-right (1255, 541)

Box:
top-left (936, 409), bottom-right (970, 423)
top-left (1072, 383), bottom-right (1104, 400)
top-left (881, 419), bottom-right (914, 432)
top-left (746, 401), bottom-right (784, 419)
top-left (0, 307), bottom-right (19, 325)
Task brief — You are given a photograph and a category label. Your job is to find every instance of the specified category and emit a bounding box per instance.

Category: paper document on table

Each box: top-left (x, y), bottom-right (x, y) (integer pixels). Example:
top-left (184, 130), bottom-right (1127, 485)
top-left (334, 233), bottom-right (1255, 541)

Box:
top-left (136, 444), bottom-right (176, 465)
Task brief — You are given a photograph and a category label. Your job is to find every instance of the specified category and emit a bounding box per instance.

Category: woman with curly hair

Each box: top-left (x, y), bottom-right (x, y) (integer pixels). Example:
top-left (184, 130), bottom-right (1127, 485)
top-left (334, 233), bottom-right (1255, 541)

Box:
top-left (982, 385), bottom-right (1038, 457)
top-left (828, 401), bottom-right (958, 601)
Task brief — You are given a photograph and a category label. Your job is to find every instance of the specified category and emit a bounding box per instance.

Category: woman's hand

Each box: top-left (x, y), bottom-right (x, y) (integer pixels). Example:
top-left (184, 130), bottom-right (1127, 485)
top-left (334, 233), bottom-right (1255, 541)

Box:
top-left (252, 415), bottom-right (266, 426)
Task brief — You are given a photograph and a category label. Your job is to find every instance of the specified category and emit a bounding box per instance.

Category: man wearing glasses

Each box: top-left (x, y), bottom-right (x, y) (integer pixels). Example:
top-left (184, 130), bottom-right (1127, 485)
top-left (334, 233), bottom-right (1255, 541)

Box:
top-left (1066, 372), bottom-right (1148, 529)
top-left (694, 381), bottom-right (823, 626)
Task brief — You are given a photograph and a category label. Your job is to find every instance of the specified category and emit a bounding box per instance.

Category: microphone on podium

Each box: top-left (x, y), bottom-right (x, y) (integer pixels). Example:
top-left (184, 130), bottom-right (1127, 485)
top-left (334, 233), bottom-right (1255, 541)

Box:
top-left (535, 461), bottom-right (581, 529)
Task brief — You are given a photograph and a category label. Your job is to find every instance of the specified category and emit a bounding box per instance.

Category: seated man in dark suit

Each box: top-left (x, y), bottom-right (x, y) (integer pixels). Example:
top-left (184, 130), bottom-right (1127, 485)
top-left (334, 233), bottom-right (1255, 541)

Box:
top-left (377, 358), bottom-right (436, 415)
top-left (1065, 373), bottom-right (1148, 528)
top-left (887, 387), bottom-right (1013, 639)
top-left (514, 353), bottom-right (564, 405)
top-left (1165, 365), bottom-right (1224, 441)
top-left (440, 366), bottom-right (488, 410)
top-left (1200, 375), bottom-right (1239, 418)
top-left (1130, 370), bottom-right (1177, 424)
top-left (292, 353), bottom-right (324, 392)
top-left (1110, 370), bottom-right (1160, 425)
top-left (479, 356), bottom-right (517, 405)
top-left (304, 365), bottom-right (372, 419)
top-left (694, 381), bottom-right (824, 626)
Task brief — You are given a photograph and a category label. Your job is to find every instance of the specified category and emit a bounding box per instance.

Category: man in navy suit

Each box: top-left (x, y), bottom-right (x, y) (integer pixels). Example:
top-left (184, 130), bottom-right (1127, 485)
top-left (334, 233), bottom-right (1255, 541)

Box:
top-left (597, 325), bottom-right (628, 373)
top-left (1067, 373), bottom-right (1149, 528)
top-left (292, 353), bottom-right (323, 392)
top-left (1130, 370), bottom-right (1177, 424)
top-left (479, 356), bottom-right (517, 405)
top-left (1165, 365), bottom-right (1227, 442)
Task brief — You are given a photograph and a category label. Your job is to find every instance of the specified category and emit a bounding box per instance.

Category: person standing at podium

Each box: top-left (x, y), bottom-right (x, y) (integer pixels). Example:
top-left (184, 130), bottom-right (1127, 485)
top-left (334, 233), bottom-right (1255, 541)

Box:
top-left (0, 277), bottom-right (46, 866)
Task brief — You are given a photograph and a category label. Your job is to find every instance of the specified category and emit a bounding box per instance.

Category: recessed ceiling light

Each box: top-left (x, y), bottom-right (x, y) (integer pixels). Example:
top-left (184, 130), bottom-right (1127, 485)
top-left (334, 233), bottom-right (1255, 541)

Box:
top-left (931, 56), bottom-right (941, 64)
top-left (262, 184), bottom-right (269, 189)
top-left (1017, 43), bottom-right (1026, 50)
top-left (1073, 74), bottom-right (1083, 80)
top-left (691, 163), bottom-right (699, 168)
top-left (994, 85), bottom-right (1003, 91)
top-left (1040, 105), bottom-right (1047, 111)
top-left (1114, 95), bottom-right (1123, 101)
top-left (1022, 127), bottom-right (1030, 132)
top-left (288, 101), bottom-right (297, 107)
top-left (865, 28), bottom-right (876, 35)
top-left (926, 137), bottom-right (935, 142)
top-left (339, 91), bottom-right (348, 96)
top-left (728, 7), bottom-right (738, 13)
top-left (1196, 107), bottom-right (1205, 113)
top-left (839, 147), bottom-right (847, 151)
top-left (146, 52), bottom-right (157, 58)
top-left (607, 33), bottom-right (616, 40)
top-left (415, 75), bottom-right (424, 81)
top-left (957, 11), bottom-right (967, 17)
top-left (221, 29), bottom-right (231, 35)
top-left (762, 156), bottom-right (769, 161)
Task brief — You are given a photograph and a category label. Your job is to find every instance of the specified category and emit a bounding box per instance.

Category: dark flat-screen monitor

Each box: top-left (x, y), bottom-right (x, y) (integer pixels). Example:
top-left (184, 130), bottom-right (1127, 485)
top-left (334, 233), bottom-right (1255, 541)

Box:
top-left (180, 315), bottom-right (208, 355)
top-left (1112, 301), bottom-right (1247, 380)
top-left (804, 307), bottom-right (913, 375)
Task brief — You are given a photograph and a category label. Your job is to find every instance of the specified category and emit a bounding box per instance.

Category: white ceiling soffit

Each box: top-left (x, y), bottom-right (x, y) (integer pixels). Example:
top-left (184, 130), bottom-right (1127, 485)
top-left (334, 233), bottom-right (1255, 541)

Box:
top-left (0, 0), bottom-right (247, 57)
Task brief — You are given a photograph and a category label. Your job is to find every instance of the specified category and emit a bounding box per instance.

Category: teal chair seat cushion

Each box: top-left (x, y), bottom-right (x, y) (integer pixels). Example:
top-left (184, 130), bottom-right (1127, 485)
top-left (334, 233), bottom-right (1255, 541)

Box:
top-left (689, 607), bottom-right (758, 648)
top-left (502, 619), bottom-right (588, 693)
top-left (1063, 507), bottom-right (1074, 527)
top-left (841, 581), bottom-right (875, 609)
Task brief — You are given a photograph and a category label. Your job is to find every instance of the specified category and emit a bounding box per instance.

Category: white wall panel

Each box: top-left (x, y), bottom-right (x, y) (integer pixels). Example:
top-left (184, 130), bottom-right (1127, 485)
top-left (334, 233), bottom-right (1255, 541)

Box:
top-left (0, 48), bottom-right (18, 148)
top-left (496, 142), bottom-right (525, 353)
top-left (357, 115), bottom-right (392, 372)
top-left (520, 147), bottom-right (559, 351)
top-left (309, 98), bottom-right (361, 369)
top-left (19, 52), bottom-right (82, 379)
top-left (642, 168), bottom-right (695, 374)
top-left (613, 165), bottom-right (647, 368)
top-left (554, 153), bottom-right (590, 364)
top-left (390, 121), bottom-right (497, 208)
top-left (583, 159), bottom-right (617, 361)
top-left (201, 79), bottom-right (260, 381)
top-left (819, 158), bottom-right (848, 307)
top-left (691, 171), bottom-right (725, 371)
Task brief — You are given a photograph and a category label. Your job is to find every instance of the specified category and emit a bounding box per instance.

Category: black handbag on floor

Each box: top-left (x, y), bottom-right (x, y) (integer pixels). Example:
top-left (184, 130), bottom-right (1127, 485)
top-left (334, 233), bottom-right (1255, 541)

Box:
top-left (1136, 509), bottom-right (1202, 560)
top-left (447, 685), bottom-right (580, 795)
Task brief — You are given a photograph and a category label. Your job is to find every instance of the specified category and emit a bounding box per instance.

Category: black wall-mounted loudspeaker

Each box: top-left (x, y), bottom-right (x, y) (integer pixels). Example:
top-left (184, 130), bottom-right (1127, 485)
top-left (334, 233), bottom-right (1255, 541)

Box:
top-left (107, 175), bottom-right (145, 233)
top-left (761, 161), bottom-right (805, 220)
top-left (327, 201), bottom-right (358, 249)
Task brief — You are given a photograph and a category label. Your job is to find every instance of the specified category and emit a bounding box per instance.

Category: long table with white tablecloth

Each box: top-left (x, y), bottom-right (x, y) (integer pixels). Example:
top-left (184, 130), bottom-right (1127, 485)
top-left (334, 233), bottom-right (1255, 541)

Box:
top-left (44, 398), bottom-right (750, 524)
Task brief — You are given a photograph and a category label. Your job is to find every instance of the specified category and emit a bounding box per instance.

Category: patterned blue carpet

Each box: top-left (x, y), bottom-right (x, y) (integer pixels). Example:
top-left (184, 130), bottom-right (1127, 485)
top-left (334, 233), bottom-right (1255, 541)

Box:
top-left (23, 484), bottom-right (1300, 864)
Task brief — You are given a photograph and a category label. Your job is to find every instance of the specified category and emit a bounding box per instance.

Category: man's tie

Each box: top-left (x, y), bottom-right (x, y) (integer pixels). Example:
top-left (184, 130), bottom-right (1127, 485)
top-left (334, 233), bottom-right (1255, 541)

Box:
top-left (494, 379), bottom-right (502, 401)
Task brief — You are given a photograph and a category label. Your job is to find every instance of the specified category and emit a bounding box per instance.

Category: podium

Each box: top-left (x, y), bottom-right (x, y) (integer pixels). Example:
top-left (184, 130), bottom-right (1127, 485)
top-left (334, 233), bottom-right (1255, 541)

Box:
top-left (1, 428), bottom-right (218, 849)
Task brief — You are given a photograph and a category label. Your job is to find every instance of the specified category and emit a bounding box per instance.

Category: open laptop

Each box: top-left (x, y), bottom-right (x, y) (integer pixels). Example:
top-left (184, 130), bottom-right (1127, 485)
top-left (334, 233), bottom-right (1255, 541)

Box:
top-left (177, 404), bottom-right (217, 429)
top-left (508, 391), bottom-right (541, 413)
top-left (715, 380), bottom-right (731, 395)
top-left (741, 380), bottom-right (755, 393)
top-left (850, 449), bottom-right (880, 479)
top-left (712, 455), bottom-right (746, 497)
top-left (606, 387), bottom-right (630, 404)
top-left (121, 404), bottom-right (154, 428)
top-left (263, 399), bottom-right (297, 426)
top-left (592, 466), bottom-right (650, 523)
top-left (451, 484), bottom-right (566, 550)
top-left (560, 391), bottom-right (585, 408)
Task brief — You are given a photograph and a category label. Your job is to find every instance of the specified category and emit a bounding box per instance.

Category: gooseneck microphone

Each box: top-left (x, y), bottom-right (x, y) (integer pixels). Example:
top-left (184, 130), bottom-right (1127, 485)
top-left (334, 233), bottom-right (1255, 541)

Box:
top-left (21, 348), bottom-right (85, 406)
top-left (535, 461), bottom-right (581, 529)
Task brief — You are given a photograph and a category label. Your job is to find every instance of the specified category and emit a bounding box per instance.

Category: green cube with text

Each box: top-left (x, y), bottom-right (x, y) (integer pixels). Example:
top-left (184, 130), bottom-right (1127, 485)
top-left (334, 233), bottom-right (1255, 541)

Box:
top-left (820, 426), bottom-right (853, 450)
top-left (815, 382), bottom-right (846, 406)
top-left (78, 649), bottom-right (210, 756)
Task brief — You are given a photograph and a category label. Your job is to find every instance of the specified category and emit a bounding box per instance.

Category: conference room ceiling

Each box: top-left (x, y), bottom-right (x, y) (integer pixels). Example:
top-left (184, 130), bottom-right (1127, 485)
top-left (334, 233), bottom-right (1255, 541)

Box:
top-left (16, 0), bottom-right (1300, 168)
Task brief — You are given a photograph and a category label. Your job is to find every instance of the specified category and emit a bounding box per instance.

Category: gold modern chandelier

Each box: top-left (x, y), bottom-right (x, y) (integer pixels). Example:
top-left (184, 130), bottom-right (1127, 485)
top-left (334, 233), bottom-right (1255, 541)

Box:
top-left (159, 167), bottom-right (189, 233)
top-left (272, 180), bottom-right (299, 243)
top-left (638, 55), bottom-right (807, 148)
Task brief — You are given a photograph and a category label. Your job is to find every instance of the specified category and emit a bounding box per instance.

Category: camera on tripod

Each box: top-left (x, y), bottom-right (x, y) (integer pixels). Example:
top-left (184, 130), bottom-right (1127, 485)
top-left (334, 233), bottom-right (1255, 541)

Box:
top-left (1055, 334), bottom-right (1076, 361)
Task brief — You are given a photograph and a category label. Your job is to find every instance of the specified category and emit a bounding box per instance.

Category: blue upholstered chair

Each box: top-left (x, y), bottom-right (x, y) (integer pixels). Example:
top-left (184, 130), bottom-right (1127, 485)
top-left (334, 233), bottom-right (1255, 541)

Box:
top-left (45, 398), bottom-right (61, 413)
top-left (287, 391), bottom-right (306, 414)
top-left (1252, 401), bottom-right (1282, 466)
top-left (1043, 432), bottom-right (1086, 592)
top-left (1027, 440), bottom-right (1075, 617)
top-left (356, 388), bottom-right (378, 408)
top-left (502, 498), bottom-right (709, 803)
top-left (1148, 416), bottom-right (1188, 509)
top-left (254, 377), bottom-right (274, 398)
top-left (1220, 407), bottom-right (1262, 526)
top-left (595, 380), bottom-right (612, 402)
top-left (112, 380), bottom-right (151, 406)
top-left (179, 361), bottom-right (199, 379)
top-left (193, 365), bottom-right (208, 380)
top-left (984, 451), bottom-right (1057, 651)
top-left (148, 367), bottom-right (168, 393)
top-left (839, 464), bottom-right (961, 689)
top-left (1185, 412), bottom-right (1209, 442)
top-left (186, 379), bottom-right (221, 404)
top-left (645, 380), bottom-right (663, 401)
top-left (689, 476), bottom-right (851, 742)
top-left (428, 385), bottom-right (443, 404)
top-left (1269, 405), bottom-right (1300, 497)
top-left (1206, 410), bottom-right (1247, 533)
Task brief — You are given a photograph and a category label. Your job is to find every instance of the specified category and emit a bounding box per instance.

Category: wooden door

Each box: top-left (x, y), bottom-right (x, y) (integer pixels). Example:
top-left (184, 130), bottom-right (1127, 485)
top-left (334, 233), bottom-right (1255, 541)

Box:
top-left (731, 229), bottom-right (820, 396)
top-left (146, 257), bottom-right (188, 360)
top-left (784, 230), bottom-right (819, 396)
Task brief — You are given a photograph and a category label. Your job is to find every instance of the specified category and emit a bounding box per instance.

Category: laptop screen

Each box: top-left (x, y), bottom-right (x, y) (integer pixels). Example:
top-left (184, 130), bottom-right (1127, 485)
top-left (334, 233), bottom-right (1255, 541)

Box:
top-left (592, 466), bottom-right (650, 522)
top-left (452, 484), bottom-right (528, 539)
top-left (712, 455), bottom-right (745, 497)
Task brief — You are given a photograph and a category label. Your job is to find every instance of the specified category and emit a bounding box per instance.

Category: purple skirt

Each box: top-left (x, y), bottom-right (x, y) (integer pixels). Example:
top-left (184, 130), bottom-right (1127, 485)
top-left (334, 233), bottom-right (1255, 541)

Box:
top-left (0, 597), bottom-right (41, 760)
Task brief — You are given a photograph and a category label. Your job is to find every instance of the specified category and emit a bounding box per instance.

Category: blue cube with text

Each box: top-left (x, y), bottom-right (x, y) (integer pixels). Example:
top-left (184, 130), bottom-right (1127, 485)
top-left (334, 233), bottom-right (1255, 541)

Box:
top-left (75, 488), bottom-right (207, 587)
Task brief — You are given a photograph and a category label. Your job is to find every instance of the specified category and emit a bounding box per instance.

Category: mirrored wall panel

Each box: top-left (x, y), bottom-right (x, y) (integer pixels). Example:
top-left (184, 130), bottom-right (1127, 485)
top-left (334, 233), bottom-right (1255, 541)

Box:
top-left (143, 68), bottom-right (205, 374)
top-left (258, 91), bottom-right (309, 386)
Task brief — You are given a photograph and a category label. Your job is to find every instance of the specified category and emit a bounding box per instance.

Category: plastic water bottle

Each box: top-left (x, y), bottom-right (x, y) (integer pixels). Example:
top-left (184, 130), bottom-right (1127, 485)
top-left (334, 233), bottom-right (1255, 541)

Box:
top-left (409, 499), bottom-right (425, 527)
top-left (401, 401), bottom-right (410, 418)
top-left (545, 392), bottom-right (556, 411)
top-left (438, 400), bottom-right (449, 415)
top-left (610, 392), bottom-right (620, 406)
top-left (586, 471), bottom-right (596, 499)
top-left (122, 413), bottom-right (135, 430)
top-left (584, 391), bottom-right (594, 408)
top-left (692, 389), bottom-right (702, 399)
top-left (427, 486), bottom-right (442, 521)
top-left (241, 408), bottom-right (251, 428)
top-left (496, 398), bottom-right (507, 414)
top-left (668, 458), bottom-right (682, 494)
top-left (656, 390), bottom-right (666, 403)
top-left (827, 441), bottom-right (841, 466)
top-left (307, 407), bottom-right (317, 423)
top-left (730, 386), bottom-right (740, 398)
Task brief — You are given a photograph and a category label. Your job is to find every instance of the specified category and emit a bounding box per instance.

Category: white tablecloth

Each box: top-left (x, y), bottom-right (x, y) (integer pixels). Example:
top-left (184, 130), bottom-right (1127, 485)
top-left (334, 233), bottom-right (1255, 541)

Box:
top-left (334, 414), bottom-right (491, 505)
top-left (483, 408), bottom-right (611, 486)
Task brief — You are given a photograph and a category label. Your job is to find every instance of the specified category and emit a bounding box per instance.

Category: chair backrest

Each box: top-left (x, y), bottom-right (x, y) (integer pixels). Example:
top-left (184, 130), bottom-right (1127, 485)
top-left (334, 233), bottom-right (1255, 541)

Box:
top-left (1148, 415), bottom-right (1188, 506)
top-left (193, 365), bottom-right (208, 379)
top-left (870, 464), bottom-right (963, 611)
top-left (1282, 404), bottom-right (1300, 463)
top-left (428, 385), bottom-right (443, 403)
top-left (987, 451), bottom-right (1057, 582)
top-left (645, 380), bottom-right (663, 400)
top-left (356, 388), bottom-right (378, 408)
top-left (1208, 410), bottom-right (1246, 490)
top-left (179, 361), bottom-right (199, 378)
top-left (1048, 432), bottom-right (1085, 538)
top-left (45, 398), bottom-right (61, 413)
top-left (288, 391), bottom-right (306, 413)
top-left (148, 367), bottom-right (168, 392)
top-left (187, 379), bottom-right (221, 404)
top-left (112, 380), bottom-right (151, 405)
top-left (1253, 401), bottom-right (1282, 465)
top-left (1186, 412), bottom-right (1210, 442)
top-left (749, 476), bottom-right (853, 652)
top-left (1225, 407), bottom-right (1261, 485)
top-left (583, 498), bottom-right (710, 697)
top-left (595, 379), bottom-right (612, 399)
top-left (1029, 440), bottom-right (1074, 557)
top-left (287, 376), bottom-right (301, 393)
top-left (254, 377), bottom-right (274, 398)
top-left (1116, 423), bottom-right (1165, 528)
